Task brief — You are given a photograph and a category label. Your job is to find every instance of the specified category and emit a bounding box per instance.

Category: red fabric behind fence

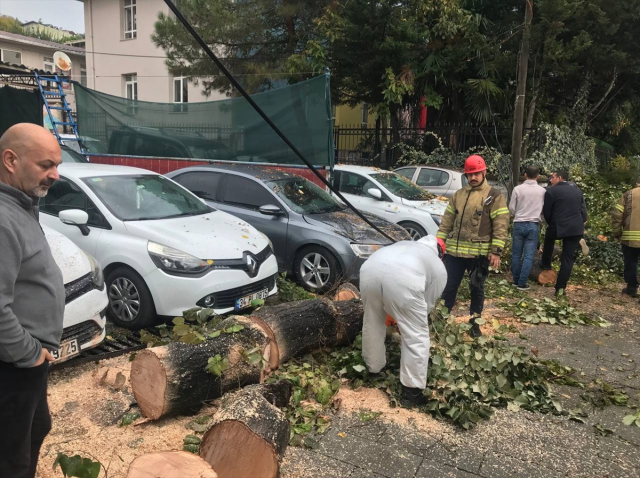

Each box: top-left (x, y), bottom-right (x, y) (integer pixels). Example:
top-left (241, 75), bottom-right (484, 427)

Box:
top-left (87, 155), bottom-right (328, 187)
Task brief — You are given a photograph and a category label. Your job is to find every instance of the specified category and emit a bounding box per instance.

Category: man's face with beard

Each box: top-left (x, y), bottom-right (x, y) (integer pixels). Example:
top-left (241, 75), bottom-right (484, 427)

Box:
top-left (0, 125), bottom-right (61, 198)
top-left (466, 171), bottom-right (486, 187)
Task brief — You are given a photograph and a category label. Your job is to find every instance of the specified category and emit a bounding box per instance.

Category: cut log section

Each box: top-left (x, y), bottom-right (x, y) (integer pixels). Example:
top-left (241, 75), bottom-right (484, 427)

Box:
top-left (333, 282), bottom-right (361, 301)
top-left (126, 451), bottom-right (217, 478)
top-left (199, 382), bottom-right (291, 478)
top-left (528, 251), bottom-right (558, 286)
top-left (130, 316), bottom-right (271, 420)
top-left (253, 297), bottom-right (363, 365)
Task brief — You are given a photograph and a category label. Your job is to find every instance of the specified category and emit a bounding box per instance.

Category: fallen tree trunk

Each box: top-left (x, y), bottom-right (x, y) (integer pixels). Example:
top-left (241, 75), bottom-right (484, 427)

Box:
top-left (126, 451), bottom-right (217, 478)
top-left (131, 297), bottom-right (363, 420)
top-left (199, 382), bottom-right (291, 478)
top-left (253, 297), bottom-right (363, 365)
top-left (130, 316), bottom-right (271, 420)
top-left (333, 282), bottom-right (361, 301)
top-left (529, 251), bottom-right (558, 286)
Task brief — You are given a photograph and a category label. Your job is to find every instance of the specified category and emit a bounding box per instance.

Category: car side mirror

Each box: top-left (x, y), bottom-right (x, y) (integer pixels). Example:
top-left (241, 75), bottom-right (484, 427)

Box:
top-left (59, 209), bottom-right (90, 236)
top-left (367, 188), bottom-right (383, 200)
top-left (259, 204), bottom-right (283, 216)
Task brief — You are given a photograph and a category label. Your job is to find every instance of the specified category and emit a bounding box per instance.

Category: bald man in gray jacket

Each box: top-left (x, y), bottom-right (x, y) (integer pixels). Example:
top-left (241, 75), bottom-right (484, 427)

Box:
top-left (0, 124), bottom-right (64, 478)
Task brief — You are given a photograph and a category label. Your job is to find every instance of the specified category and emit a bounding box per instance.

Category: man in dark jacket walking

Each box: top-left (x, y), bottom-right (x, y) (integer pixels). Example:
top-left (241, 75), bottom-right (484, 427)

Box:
top-left (0, 123), bottom-right (64, 478)
top-left (541, 170), bottom-right (588, 296)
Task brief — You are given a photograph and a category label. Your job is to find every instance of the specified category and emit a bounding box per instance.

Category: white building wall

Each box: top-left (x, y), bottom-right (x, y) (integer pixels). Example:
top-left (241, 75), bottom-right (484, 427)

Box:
top-left (83, 0), bottom-right (225, 103)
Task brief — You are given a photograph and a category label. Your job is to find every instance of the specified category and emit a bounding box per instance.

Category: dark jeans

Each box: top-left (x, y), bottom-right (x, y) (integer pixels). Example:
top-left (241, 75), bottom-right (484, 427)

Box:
top-left (441, 254), bottom-right (486, 315)
top-left (622, 244), bottom-right (640, 289)
top-left (0, 361), bottom-right (51, 478)
top-left (541, 232), bottom-right (582, 292)
top-left (511, 222), bottom-right (540, 287)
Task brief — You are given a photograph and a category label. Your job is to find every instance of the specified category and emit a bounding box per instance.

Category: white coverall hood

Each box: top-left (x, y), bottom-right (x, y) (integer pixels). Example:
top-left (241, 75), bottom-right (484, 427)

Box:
top-left (359, 239), bottom-right (448, 389)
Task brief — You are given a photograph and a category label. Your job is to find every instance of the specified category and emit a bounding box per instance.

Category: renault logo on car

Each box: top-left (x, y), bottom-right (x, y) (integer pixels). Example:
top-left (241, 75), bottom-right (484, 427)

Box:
top-left (245, 253), bottom-right (259, 277)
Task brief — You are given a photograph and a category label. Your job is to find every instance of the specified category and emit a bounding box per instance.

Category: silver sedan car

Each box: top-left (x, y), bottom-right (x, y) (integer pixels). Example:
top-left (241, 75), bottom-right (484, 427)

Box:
top-left (394, 165), bottom-right (467, 198)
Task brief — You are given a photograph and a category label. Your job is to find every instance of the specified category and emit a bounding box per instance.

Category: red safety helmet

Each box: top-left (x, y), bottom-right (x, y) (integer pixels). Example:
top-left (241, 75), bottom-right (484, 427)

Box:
top-left (464, 155), bottom-right (487, 174)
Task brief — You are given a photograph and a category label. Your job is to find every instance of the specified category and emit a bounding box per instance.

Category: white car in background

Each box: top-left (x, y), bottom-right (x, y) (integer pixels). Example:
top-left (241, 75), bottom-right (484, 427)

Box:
top-left (332, 165), bottom-right (448, 240)
top-left (43, 225), bottom-right (108, 363)
top-left (394, 165), bottom-right (467, 198)
top-left (59, 133), bottom-right (108, 156)
top-left (39, 164), bottom-right (278, 330)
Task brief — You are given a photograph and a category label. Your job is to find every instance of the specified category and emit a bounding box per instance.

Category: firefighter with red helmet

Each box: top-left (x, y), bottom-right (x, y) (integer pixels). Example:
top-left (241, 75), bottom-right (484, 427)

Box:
top-left (436, 155), bottom-right (510, 337)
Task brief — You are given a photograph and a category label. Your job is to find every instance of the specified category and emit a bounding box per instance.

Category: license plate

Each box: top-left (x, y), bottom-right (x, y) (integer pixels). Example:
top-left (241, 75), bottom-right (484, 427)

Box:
top-left (235, 288), bottom-right (269, 310)
top-left (51, 339), bottom-right (79, 362)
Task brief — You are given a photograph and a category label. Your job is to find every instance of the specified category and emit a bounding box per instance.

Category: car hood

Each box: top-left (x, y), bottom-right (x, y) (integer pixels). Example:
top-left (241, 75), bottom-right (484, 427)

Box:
top-left (401, 197), bottom-right (448, 215)
top-left (43, 225), bottom-right (90, 284)
top-left (123, 210), bottom-right (269, 259)
top-left (303, 209), bottom-right (409, 244)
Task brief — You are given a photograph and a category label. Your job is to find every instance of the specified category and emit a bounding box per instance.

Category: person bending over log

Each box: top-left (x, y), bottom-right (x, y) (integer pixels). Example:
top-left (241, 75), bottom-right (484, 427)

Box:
top-left (359, 236), bottom-right (447, 406)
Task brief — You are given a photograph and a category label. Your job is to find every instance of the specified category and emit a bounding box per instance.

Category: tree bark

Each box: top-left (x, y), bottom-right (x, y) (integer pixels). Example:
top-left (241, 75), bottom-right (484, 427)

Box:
top-left (528, 250), bottom-right (558, 286)
top-left (253, 297), bottom-right (363, 365)
top-left (126, 451), bottom-right (217, 478)
top-left (130, 316), bottom-right (271, 420)
top-left (199, 383), bottom-right (291, 478)
top-left (130, 298), bottom-right (364, 420)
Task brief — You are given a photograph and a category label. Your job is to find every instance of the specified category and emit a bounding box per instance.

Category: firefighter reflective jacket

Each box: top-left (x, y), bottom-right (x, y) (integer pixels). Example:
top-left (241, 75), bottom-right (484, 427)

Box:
top-left (612, 186), bottom-right (640, 248)
top-left (436, 180), bottom-right (510, 258)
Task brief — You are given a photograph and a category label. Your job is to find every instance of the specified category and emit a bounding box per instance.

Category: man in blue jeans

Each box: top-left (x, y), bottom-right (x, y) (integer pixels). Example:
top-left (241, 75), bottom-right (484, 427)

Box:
top-left (509, 166), bottom-right (546, 290)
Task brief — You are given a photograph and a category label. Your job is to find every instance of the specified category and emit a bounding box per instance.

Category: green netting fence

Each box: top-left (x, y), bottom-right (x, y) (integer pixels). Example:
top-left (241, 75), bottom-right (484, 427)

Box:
top-left (73, 75), bottom-right (333, 166)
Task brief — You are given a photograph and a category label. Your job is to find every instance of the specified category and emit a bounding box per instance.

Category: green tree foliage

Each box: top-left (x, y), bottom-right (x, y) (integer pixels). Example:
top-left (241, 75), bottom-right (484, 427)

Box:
top-left (152, 0), bottom-right (332, 96)
top-left (0, 15), bottom-right (24, 34)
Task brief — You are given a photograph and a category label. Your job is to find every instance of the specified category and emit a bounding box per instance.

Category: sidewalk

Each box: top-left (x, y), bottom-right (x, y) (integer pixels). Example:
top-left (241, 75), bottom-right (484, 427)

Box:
top-left (281, 285), bottom-right (640, 478)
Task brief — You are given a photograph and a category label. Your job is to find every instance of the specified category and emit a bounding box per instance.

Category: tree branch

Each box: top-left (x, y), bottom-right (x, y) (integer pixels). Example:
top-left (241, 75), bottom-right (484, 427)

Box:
top-left (586, 66), bottom-right (617, 118)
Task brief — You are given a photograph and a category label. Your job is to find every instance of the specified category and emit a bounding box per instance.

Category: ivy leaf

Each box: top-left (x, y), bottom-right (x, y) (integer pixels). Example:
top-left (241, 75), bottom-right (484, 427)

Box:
top-left (53, 453), bottom-right (101, 478)
top-left (352, 364), bottom-right (366, 373)
top-left (623, 414), bottom-right (638, 426)
top-left (208, 330), bottom-right (221, 338)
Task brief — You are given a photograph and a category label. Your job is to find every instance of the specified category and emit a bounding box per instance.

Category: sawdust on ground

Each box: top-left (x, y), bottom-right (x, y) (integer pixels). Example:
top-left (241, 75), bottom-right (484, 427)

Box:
top-left (332, 386), bottom-right (452, 436)
top-left (37, 355), bottom-right (218, 478)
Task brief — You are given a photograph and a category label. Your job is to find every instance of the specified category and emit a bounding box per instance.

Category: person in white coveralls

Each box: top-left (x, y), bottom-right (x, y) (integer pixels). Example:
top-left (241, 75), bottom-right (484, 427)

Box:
top-left (360, 235), bottom-right (447, 405)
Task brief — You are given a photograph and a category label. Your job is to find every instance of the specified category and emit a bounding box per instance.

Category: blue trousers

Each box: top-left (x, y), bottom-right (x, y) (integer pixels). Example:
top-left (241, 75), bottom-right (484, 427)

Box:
top-left (511, 222), bottom-right (539, 287)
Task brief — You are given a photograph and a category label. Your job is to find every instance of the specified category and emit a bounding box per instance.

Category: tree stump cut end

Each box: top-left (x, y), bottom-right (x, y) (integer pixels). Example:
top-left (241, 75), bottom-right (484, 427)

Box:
top-left (126, 451), bottom-right (217, 478)
top-left (130, 347), bottom-right (169, 420)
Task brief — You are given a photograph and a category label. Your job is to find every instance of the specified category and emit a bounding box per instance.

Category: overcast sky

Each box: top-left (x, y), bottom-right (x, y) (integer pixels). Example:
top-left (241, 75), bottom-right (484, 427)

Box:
top-left (0, 0), bottom-right (85, 34)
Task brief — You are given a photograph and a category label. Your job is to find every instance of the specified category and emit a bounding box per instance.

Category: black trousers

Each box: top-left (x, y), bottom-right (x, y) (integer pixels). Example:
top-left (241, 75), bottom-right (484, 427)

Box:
top-left (441, 254), bottom-right (486, 315)
top-left (622, 244), bottom-right (640, 289)
top-left (0, 361), bottom-right (51, 478)
top-left (541, 232), bottom-right (582, 292)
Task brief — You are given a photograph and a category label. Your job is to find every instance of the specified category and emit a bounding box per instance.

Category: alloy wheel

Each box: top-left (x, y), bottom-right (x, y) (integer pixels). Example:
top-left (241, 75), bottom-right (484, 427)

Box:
top-left (109, 277), bottom-right (141, 322)
top-left (404, 226), bottom-right (423, 240)
top-left (299, 252), bottom-right (331, 289)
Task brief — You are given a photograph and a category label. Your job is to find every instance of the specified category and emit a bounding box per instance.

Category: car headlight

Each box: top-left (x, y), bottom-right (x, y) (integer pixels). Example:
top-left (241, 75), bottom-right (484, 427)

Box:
top-left (431, 214), bottom-right (442, 225)
top-left (148, 241), bottom-right (210, 275)
top-left (351, 244), bottom-right (383, 259)
top-left (84, 252), bottom-right (104, 291)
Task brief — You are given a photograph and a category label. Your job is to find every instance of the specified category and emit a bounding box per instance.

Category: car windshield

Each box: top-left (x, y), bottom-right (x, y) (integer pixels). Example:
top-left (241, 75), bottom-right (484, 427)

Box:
top-left (82, 139), bottom-right (108, 154)
top-left (266, 177), bottom-right (345, 214)
top-left (61, 146), bottom-right (89, 163)
top-left (187, 140), bottom-right (236, 161)
top-left (83, 174), bottom-right (210, 221)
top-left (371, 172), bottom-right (435, 200)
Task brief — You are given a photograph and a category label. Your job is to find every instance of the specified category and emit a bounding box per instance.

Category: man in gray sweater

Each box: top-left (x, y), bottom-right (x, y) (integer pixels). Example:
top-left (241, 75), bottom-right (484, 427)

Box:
top-left (0, 123), bottom-right (65, 478)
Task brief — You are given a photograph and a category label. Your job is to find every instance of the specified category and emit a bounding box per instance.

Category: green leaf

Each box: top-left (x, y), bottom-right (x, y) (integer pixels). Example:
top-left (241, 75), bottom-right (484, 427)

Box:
top-left (208, 330), bottom-right (221, 338)
top-left (623, 414), bottom-right (637, 426)
top-left (352, 364), bottom-right (366, 373)
top-left (53, 453), bottom-right (101, 478)
top-left (446, 334), bottom-right (456, 346)
top-left (172, 317), bottom-right (185, 326)
top-left (251, 299), bottom-right (265, 307)
top-left (120, 412), bottom-right (140, 427)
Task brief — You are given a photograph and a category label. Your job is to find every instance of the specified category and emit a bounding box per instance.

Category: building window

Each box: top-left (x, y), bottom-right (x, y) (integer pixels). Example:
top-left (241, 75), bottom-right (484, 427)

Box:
top-left (124, 0), bottom-right (137, 39)
top-left (124, 74), bottom-right (138, 114)
top-left (1, 49), bottom-right (22, 65)
top-left (173, 76), bottom-right (188, 112)
top-left (361, 104), bottom-right (369, 127)
top-left (80, 64), bottom-right (87, 87)
top-left (43, 56), bottom-right (55, 72)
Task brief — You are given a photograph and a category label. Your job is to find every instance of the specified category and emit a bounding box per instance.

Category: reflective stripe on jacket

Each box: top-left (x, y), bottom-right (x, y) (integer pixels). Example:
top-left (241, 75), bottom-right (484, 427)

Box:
top-left (436, 180), bottom-right (510, 258)
top-left (612, 186), bottom-right (640, 248)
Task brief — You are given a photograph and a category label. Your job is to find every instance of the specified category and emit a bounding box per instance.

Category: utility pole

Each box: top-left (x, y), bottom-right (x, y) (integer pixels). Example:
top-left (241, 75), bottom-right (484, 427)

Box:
top-left (510, 0), bottom-right (533, 194)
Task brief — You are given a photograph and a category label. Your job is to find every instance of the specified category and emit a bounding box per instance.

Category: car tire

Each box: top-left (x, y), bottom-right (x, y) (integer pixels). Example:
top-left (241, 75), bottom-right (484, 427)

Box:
top-left (294, 246), bottom-right (340, 294)
top-left (399, 221), bottom-right (427, 241)
top-left (106, 267), bottom-right (157, 329)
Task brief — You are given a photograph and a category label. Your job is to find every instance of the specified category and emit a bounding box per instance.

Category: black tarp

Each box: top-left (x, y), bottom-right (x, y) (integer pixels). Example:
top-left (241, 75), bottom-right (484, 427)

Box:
top-left (0, 86), bottom-right (43, 137)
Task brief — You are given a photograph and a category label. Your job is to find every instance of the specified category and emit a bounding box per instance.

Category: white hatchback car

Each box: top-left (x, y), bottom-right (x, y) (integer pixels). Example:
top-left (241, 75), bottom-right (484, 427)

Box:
top-left (39, 164), bottom-right (278, 329)
top-left (394, 165), bottom-right (467, 198)
top-left (43, 225), bottom-right (108, 362)
top-left (332, 165), bottom-right (448, 240)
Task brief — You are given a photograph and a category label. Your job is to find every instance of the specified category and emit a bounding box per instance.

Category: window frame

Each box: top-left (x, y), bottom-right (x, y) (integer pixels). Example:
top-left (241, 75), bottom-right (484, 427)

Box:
top-left (43, 56), bottom-right (55, 73)
top-left (417, 168), bottom-right (449, 187)
top-left (220, 174), bottom-right (282, 211)
top-left (123, 0), bottom-right (137, 39)
top-left (39, 176), bottom-right (111, 230)
top-left (336, 171), bottom-right (378, 198)
top-left (173, 76), bottom-right (189, 113)
top-left (1, 49), bottom-right (22, 65)
top-left (172, 171), bottom-right (222, 202)
top-left (80, 64), bottom-right (87, 87)
top-left (124, 73), bottom-right (138, 114)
